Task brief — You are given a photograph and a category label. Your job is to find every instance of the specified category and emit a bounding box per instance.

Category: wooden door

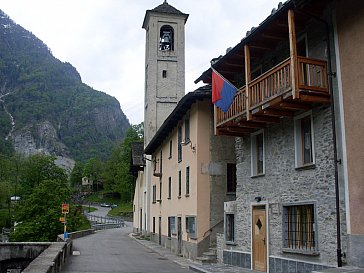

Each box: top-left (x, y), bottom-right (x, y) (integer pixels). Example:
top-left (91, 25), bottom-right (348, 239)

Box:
top-left (177, 217), bottom-right (182, 254)
top-left (252, 206), bottom-right (267, 272)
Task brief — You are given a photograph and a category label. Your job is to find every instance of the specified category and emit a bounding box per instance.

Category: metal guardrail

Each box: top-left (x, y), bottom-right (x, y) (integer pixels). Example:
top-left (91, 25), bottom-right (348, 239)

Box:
top-left (84, 213), bottom-right (125, 230)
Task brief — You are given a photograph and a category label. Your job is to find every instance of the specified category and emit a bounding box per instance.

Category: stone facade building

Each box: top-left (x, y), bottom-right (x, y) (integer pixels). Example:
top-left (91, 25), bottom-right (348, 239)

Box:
top-left (196, 0), bottom-right (364, 271)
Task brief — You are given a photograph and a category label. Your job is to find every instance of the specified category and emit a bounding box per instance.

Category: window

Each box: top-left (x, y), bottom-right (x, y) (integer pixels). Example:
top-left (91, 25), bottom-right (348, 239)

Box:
top-left (159, 178), bottom-right (162, 202)
top-left (152, 217), bottom-right (156, 233)
top-left (185, 166), bottom-right (190, 196)
top-left (225, 213), bottom-right (235, 243)
top-left (294, 112), bottom-right (315, 168)
top-left (159, 25), bottom-right (174, 51)
top-left (152, 185), bottom-right (156, 203)
top-left (283, 204), bottom-right (316, 251)
top-left (162, 70), bottom-right (167, 78)
top-left (186, 216), bottom-right (196, 239)
top-left (226, 163), bottom-right (236, 193)
top-left (184, 113), bottom-right (190, 143)
top-left (168, 216), bottom-right (176, 237)
top-left (169, 140), bottom-right (172, 159)
top-left (159, 150), bottom-right (163, 173)
top-left (168, 177), bottom-right (172, 199)
top-left (178, 125), bottom-right (182, 162)
top-left (251, 130), bottom-right (265, 176)
top-left (178, 170), bottom-right (182, 197)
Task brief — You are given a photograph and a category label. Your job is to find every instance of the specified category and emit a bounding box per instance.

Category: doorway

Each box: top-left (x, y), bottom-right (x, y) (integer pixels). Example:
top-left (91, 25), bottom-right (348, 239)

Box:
top-left (177, 217), bottom-right (182, 255)
top-left (252, 205), bottom-right (267, 272)
top-left (158, 217), bottom-right (162, 245)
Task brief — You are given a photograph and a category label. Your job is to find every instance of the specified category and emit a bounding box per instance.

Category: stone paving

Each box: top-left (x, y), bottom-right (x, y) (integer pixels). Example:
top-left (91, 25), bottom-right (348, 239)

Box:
top-left (129, 233), bottom-right (260, 273)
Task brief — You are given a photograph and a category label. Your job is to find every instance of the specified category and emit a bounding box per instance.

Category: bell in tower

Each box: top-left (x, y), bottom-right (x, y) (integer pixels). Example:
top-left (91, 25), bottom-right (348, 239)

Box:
top-left (159, 26), bottom-right (174, 51)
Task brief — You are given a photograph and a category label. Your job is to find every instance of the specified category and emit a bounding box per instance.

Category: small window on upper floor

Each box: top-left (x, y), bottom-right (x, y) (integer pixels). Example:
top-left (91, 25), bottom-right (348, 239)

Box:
top-left (169, 140), bottom-right (172, 159)
top-left (226, 163), bottom-right (236, 193)
top-left (294, 111), bottom-right (315, 168)
top-left (162, 70), bottom-right (167, 78)
top-left (178, 125), bottom-right (182, 162)
top-left (251, 130), bottom-right (265, 177)
top-left (160, 25), bottom-right (174, 51)
top-left (184, 113), bottom-right (190, 143)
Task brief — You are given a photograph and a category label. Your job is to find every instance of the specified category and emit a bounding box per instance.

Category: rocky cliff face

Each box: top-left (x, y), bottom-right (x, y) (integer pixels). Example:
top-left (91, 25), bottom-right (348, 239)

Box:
top-left (0, 10), bottom-right (130, 165)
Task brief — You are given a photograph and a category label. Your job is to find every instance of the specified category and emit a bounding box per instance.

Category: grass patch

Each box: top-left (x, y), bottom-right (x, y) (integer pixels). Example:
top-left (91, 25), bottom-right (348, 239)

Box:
top-left (108, 203), bottom-right (133, 221)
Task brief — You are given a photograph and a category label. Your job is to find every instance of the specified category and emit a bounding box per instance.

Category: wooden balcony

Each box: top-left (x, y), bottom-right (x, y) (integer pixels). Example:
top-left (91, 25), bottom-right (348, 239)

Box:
top-left (216, 56), bottom-right (329, 136)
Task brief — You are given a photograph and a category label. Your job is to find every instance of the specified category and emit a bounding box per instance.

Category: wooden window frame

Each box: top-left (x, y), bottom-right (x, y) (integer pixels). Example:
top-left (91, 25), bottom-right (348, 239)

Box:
top-left (282, 202), bottom-right (318, 254)
top-left (294, 111), bottom-right (315, 168)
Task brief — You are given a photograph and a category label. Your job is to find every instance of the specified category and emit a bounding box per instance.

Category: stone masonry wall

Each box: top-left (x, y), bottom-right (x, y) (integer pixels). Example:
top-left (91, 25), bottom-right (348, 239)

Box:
top-left (229, 105), bottom-right (343, 267)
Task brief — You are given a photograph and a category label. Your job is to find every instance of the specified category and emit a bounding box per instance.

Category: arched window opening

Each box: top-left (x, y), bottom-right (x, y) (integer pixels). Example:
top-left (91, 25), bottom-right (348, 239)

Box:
top-left (160, 25), bottom-right (174, 51)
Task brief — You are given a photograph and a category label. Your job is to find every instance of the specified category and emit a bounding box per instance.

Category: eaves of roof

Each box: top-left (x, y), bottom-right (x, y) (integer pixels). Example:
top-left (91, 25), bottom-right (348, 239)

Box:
top-left (142, 2), bottom-right (189, 29)
top-left (144, 85), bottom-right (211, 155)
top-left (194, 0), bottom-right (294, 84)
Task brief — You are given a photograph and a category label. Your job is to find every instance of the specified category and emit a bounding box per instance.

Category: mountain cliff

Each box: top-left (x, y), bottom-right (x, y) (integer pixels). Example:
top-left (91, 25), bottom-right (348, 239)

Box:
top-left (0, 11), bottom-right (130, 167)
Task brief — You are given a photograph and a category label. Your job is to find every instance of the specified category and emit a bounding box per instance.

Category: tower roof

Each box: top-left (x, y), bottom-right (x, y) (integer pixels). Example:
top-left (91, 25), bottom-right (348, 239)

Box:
top-left (142, 1), bottom-right (189, 29)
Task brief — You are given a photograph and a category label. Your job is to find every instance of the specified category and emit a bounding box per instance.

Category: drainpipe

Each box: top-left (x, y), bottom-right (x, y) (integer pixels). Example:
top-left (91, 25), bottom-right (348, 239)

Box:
top-left (294, 5), bottom-right (343, 267)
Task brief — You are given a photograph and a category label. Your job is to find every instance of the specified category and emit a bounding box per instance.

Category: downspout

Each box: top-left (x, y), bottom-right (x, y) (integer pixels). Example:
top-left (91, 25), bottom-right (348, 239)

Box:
top-left (294, 5), bottom-right (343, 267)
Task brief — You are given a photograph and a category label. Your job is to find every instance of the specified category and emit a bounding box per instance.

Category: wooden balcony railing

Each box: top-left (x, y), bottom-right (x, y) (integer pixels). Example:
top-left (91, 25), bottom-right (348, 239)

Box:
top-left (215, 56), bottom-right (328, 129)
top-left (297, 56), bottom-right (328, 93)
top-left (216, 87), bottom-right (246, 127)
top-left (249, 58), bottom-right (292, 110)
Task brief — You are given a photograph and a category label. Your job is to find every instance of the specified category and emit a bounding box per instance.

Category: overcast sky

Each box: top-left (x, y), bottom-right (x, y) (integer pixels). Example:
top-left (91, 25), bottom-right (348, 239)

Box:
top-left (1, 0), bottom-right (283, 124)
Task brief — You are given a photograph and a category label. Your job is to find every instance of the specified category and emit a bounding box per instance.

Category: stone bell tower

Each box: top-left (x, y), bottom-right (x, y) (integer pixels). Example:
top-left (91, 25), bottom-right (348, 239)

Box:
top-left (142, 0), bottom-right (189, 147)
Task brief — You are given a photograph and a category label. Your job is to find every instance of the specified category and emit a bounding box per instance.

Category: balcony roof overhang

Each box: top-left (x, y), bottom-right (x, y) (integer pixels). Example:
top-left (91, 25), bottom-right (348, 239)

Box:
top-left (194, 0), bottom-right (329, 86)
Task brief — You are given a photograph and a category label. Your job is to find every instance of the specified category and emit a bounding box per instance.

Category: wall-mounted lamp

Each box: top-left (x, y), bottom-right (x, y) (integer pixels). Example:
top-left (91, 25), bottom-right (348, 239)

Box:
top-left (181, 139), bottom-right (196, 152)
top-left (254, 196), bottom-right (262, 203)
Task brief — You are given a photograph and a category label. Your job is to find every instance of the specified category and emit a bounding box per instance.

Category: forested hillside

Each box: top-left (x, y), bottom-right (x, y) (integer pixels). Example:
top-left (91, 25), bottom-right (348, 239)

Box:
top-left (0, 10), bottom-right (130, 163)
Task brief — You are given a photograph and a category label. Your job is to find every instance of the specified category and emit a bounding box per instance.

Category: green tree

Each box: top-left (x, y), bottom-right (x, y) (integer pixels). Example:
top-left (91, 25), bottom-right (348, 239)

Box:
top-left (19, 154), bottom-right (67, 197)
top-left (102, 125), bottom-right (142, 202)
top-left (69, 161), bottom-right (84, 188)
top-left (83, 157), bottom-right (103, 191)
top-left (10, 178), bottom-right (69, 242)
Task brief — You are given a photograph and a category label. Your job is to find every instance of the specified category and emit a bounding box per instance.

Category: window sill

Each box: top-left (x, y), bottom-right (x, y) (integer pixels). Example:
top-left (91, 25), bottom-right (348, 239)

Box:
top-left (185, 194), bottom-right (190, 197)
top-left (177, 196), bottom-right (181, 199)
top-left (282, 248), bottom-right (319, 256)
top-left (168, 156), bottom-right (172, 160)
top-left (251, 173), bottom-right (265, 178)
top-left (295, 163), bottom-right (316, 171)
top-left (225, 241), bottom-right (236, 246)
top-left (152, 201), bottom-right (156, 204)
top-left (167, 197), bottom-right (171, 200)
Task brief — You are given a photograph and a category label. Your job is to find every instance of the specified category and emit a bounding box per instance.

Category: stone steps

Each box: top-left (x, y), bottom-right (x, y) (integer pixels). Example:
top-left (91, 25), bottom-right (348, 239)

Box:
top-left (195, 248), bottom-right (217, 264)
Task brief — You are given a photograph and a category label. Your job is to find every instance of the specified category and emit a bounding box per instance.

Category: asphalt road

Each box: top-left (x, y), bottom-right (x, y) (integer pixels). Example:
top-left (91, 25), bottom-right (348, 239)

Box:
top-left (61, 226), bottom-right (192, 273)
